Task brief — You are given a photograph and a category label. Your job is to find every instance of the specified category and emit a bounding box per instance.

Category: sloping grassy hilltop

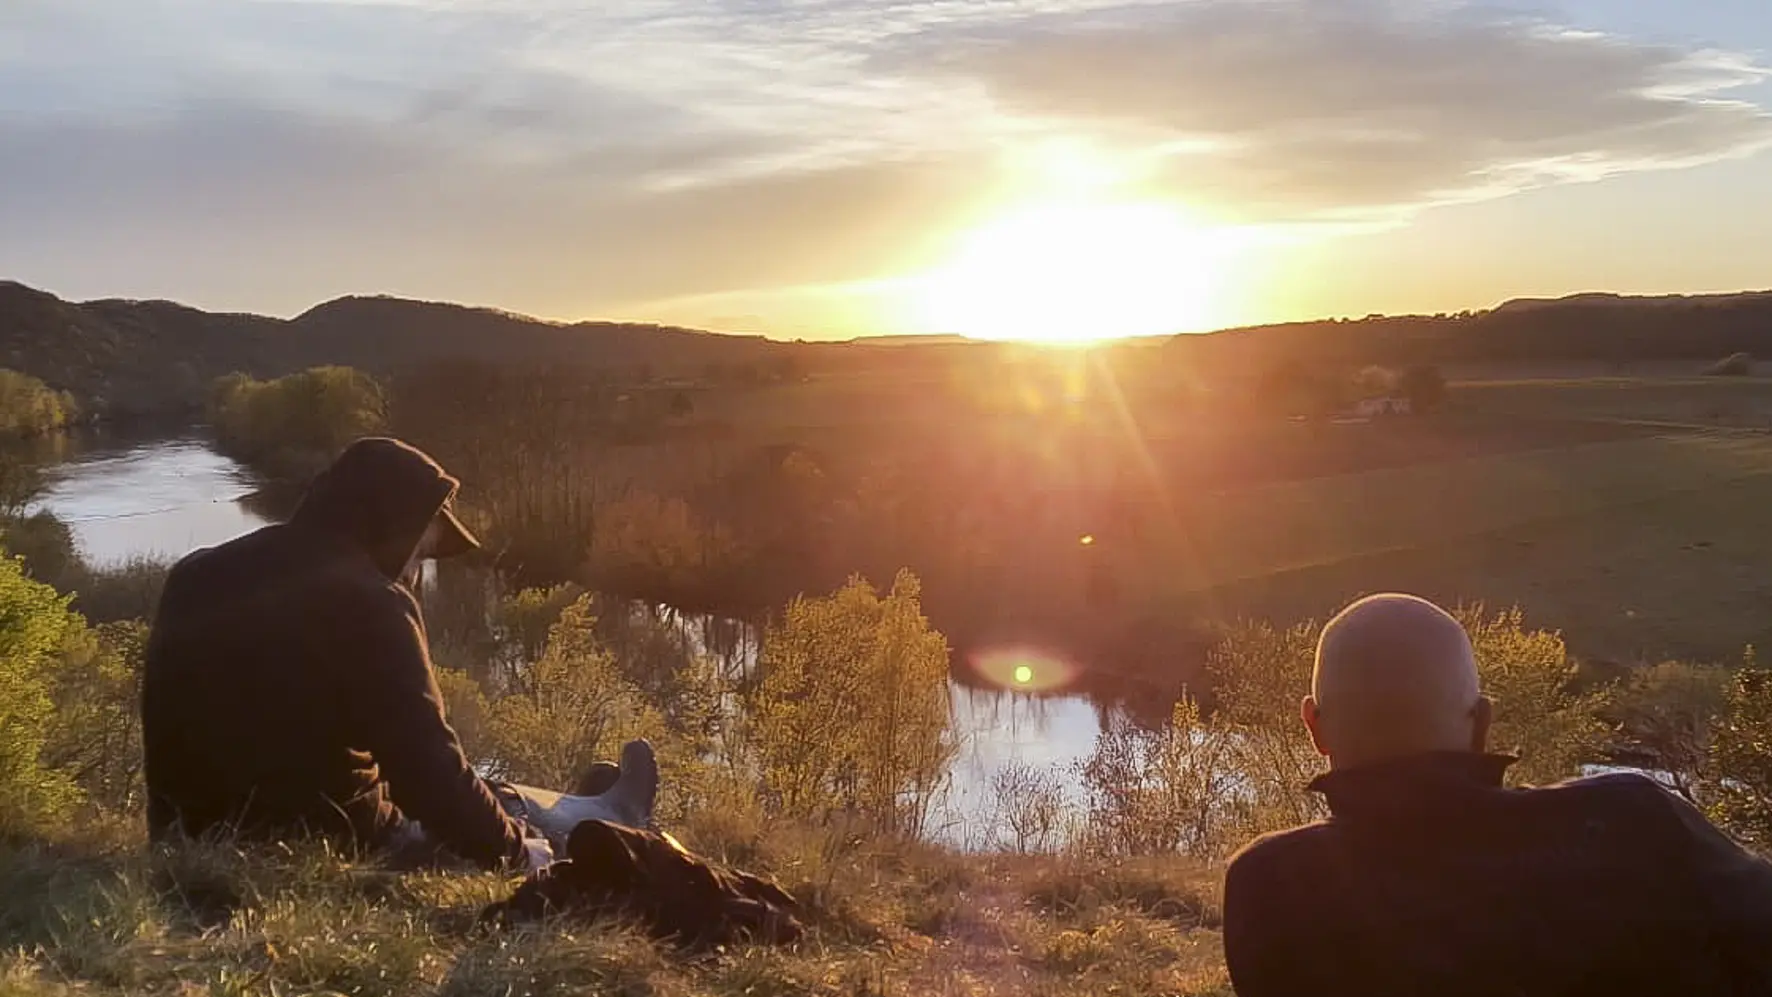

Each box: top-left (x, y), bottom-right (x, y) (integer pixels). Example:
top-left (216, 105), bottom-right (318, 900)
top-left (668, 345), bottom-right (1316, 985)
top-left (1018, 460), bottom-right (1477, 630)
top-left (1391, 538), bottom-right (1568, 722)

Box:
top-left (0, 815), bottom-right (1228, 997)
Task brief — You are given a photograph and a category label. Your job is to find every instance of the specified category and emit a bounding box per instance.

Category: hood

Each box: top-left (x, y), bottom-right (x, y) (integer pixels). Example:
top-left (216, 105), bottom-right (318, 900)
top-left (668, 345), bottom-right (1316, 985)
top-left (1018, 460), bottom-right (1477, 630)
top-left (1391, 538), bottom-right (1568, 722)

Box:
top-left (291, 437), bottom-right (464, 579)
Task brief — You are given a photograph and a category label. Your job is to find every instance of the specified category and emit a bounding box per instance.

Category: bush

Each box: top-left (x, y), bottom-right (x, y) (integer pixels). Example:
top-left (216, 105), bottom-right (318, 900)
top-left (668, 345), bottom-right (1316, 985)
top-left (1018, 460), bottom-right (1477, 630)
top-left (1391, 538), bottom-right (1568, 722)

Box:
top-left (0, 549), bottom-right (84, 834)
top-left (1, 511), bottom-right (81, 590)
top-left (41, 621), bottom-right (148, 812)
top-left (1466, 607), bottom-right (1609, 786)
top-left (208, 366), bottom-right (386, 479)
top-left (989, 759), bottom-right (1069, 854)
top-left (1609, 660), bottom-right (1730, 804)
top-left (749, 571), bottom-right (955, 836)
top-left (0, 370), bottom-right (78, 437)
top-left (1707, 650), bottom-right (1772, 844)
top-left (1079, 607), bottom-right (1608, 857)
top-left (481, 595), bottom-right (664, 793)
top-left (1399, 363), bottom-right (1448, 411)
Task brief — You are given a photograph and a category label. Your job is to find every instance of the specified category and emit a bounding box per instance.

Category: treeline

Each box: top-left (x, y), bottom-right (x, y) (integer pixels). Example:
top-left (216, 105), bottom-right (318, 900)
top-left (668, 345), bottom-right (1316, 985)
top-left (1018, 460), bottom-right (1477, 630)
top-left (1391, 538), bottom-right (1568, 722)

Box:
top-left (208, 366), bottom-right (387, 480)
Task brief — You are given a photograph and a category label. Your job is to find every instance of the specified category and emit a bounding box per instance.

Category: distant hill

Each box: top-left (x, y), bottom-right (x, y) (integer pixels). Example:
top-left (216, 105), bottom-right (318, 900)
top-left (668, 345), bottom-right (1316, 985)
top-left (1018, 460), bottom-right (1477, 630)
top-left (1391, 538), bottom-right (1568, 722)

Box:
top-left (0, 282), bottom-right (785, 418)
top-left (1492, 290), bottom-right (1772, 314)
top-left (1169, 288), bottom-right (1772, 374)
top-left (11, 278), bottom-right (1772, 419)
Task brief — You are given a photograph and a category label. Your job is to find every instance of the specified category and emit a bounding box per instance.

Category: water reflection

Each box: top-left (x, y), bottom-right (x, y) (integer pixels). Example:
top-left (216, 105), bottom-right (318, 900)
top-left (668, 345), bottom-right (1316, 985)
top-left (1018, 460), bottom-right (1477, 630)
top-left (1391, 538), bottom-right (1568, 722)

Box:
top-left (25, 436), bottom-right (269, 566)
top-left (938, 685), bottom-right (1101, 845)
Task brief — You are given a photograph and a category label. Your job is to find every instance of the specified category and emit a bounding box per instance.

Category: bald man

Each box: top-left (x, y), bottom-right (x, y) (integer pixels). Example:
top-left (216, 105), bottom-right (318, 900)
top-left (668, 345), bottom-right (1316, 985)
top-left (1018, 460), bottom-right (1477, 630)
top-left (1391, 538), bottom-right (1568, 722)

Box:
top-left (1223, 593), bottom-right (1772, 997)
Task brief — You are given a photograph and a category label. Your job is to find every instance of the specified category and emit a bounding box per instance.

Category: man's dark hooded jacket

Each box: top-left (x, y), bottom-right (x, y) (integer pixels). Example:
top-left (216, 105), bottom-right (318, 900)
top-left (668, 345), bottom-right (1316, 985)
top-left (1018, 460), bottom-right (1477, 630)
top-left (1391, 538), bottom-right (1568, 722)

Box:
top-left (1223, 752), bottom-right (1772, 997)
top-left (142, 438), bottom-right (525, 869)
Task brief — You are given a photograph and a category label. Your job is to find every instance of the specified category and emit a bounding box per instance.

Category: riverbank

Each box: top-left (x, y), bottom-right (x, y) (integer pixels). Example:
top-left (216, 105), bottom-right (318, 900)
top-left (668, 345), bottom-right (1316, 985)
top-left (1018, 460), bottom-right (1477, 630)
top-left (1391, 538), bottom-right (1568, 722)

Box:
top-left (0, 814), bottom-right (1229, 997)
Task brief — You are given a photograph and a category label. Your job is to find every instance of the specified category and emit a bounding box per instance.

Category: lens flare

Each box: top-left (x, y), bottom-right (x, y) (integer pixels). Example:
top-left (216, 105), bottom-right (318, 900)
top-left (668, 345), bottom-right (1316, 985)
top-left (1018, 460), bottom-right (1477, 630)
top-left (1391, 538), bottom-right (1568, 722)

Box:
top-left (968, 646), bottom-right (1080, 694)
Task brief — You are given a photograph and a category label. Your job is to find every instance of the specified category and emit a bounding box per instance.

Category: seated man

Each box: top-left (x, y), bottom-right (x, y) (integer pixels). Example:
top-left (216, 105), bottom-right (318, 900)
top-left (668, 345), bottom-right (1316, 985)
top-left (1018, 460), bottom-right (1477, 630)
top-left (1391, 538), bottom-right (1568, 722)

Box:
top-left (143, 437), bottom-right (557, 870)
top-left (1225, 593), bottom-right (1772, 997)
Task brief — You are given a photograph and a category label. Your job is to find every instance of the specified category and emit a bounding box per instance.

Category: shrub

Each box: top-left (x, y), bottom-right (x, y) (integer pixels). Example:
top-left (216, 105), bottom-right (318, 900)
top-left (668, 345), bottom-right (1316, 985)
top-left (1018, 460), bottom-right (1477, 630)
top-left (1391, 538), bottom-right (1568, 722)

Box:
top-left (69, 558), bottom-right (170, 625)
top-left (0, 550), bottom-right (84, 833)
top-left (42, 621), bottom-right (148, 812)
top-left (435, 667), bottom-right (494, 767)
top-left (1079, 697), bottom-right (1247, 857)
top-left (989, 759), bottom-right (1068, 854)
top-left (1609, 660), bottom-right (1730, 805)
top-left (586, 493), bottom-right (739, 608)
top-left (1, 511), bottom-right (81, 590)
top-left (1707, 650), bottom-right (1772, 844)
top-left (1464, 606), bottom-right (1609, 786)
top-left (1399, 363), bottom-right (1448, 411)
top-left (482, 595), bottom-right (664, 792)
top-left (749, 571), bottom-right (955, 836)
top-left (1079, 607), bottom-right (1608, 857)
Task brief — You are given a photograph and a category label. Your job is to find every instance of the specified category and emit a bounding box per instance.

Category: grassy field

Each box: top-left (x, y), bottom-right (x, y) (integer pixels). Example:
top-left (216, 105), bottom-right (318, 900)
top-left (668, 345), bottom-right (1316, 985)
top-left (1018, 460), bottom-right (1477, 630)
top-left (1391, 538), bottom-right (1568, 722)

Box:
top-left (1146, 375), bottom-right (1772, 664)
top-left (1197, 470), bottom-right (1772, 663)
top-left (682, 368), bottom-right (1772, 668)
top-left (0, 817), bottom-right (1228, 997)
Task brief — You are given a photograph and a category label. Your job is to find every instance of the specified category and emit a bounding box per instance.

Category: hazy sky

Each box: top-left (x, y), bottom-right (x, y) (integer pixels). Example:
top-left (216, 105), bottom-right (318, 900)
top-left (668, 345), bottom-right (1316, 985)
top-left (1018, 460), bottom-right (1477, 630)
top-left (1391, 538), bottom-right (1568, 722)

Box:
top-left (3, 0), bottom-right (1770, 340)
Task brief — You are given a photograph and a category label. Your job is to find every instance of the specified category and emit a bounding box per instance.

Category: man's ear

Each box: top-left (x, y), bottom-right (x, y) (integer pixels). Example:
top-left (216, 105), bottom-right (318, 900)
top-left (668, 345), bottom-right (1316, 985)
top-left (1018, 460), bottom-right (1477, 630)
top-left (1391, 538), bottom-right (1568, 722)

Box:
top-left (1471, 696), bottom-right (1494, 753)
top-left (1302, 696), bottom-right (1330, 757)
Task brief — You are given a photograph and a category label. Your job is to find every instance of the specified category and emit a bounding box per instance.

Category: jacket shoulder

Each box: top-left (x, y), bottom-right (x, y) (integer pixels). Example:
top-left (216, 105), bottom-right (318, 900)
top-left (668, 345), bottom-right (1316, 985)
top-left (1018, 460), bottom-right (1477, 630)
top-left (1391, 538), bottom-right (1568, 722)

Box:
top-left (1527, 770), bottom-right (1687, 819)
top-left (1227, 819), bottom-right (1337, 887)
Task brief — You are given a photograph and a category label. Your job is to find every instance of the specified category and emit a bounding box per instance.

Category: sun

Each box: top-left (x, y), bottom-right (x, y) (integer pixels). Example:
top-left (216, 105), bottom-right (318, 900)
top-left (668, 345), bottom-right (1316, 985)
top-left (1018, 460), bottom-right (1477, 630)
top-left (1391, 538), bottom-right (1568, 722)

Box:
top-left (914, 198), bottom-right (1225, 345)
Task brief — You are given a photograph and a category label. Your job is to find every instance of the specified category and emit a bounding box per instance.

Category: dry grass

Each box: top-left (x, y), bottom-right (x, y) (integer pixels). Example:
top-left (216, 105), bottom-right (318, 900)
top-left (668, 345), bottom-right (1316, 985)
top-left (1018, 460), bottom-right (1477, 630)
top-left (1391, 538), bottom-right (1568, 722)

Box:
top-left (0, 814), bottom-right (1229, 997)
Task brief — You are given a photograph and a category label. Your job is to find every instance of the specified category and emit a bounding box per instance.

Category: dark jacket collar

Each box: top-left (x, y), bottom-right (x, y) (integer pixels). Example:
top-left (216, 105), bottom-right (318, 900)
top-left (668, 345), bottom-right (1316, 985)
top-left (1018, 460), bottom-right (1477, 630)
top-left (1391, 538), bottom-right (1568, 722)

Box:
top-left (1308, 751), bottom-right (1519, 822)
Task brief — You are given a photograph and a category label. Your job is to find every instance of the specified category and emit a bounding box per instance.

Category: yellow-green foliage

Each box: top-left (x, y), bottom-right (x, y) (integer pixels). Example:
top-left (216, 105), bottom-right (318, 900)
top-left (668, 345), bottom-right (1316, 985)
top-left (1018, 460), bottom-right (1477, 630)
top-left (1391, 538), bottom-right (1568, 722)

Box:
top-left (588, 492), bottom-right (739, 597)
top-left (433, 667), bottom-right (493, 769)
top-left (0, 370), bottom-right (77, 438)
top-left (1609, 660), bottom-right (1730, 805)
top-left (749, 571), bottom-right (955, 836)
top-left (1464, 606), bottom-right (1609, 786)
top-left (1708, 650), bottom-right (1772, 845)
top-left (41, 621), bottom-right (148, 814)
top-left (482, 595), bottom-right (664, 792)
top-left (1081, 607), bottom-right (1609, 857)
top-left (0, 552), bottom-right (83, 834)
top-left (208, 366), bottom-right (386, 477)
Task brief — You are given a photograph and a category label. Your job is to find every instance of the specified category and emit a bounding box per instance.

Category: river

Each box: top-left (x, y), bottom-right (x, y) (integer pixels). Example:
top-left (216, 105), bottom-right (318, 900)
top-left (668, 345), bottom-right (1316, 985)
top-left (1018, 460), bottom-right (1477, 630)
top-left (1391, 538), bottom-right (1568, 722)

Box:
top-left (27, 434), bottom-right (1110, 844)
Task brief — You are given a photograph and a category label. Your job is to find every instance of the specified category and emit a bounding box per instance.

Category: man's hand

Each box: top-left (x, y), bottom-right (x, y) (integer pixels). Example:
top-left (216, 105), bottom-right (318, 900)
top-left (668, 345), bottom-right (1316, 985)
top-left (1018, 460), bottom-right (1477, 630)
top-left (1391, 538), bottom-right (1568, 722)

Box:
top-left (522, 836), bottom-right (556, 874)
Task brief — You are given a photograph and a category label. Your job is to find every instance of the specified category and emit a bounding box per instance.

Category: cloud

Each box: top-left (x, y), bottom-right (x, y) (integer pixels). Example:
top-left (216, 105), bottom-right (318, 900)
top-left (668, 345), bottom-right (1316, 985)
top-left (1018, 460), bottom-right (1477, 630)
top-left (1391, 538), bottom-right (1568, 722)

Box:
top-left (901, 0), bottom-right (1772, 219)
top-left (1, 0), bottom-right (1770, 321)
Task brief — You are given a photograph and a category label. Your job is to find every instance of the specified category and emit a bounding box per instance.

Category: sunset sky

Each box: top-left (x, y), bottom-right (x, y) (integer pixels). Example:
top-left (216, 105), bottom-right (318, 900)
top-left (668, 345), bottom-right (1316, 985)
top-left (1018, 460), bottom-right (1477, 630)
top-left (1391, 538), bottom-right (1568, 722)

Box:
top-left (4, 0), bottom-right (1770, 341)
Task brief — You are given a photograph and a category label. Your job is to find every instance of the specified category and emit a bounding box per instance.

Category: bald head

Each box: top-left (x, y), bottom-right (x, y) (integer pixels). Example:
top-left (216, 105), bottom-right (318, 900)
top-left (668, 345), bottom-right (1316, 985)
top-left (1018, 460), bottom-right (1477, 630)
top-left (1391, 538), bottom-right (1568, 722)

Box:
top-left (1303, 594), bottom-right (1491, 769)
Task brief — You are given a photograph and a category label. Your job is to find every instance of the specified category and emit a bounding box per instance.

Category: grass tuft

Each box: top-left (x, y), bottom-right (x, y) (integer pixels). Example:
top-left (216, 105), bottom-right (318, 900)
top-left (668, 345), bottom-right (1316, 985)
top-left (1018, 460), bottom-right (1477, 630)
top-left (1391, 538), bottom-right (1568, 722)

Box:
top-left (0, 823), bottom-right (1229, 997)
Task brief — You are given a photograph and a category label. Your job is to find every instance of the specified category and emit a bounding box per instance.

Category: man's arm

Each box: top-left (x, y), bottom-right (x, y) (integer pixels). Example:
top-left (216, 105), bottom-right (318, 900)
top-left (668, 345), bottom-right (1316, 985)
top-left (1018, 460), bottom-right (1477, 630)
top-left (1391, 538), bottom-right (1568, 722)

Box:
top-left (1223, 844), bottom-right (1316, 997)
top-left (341, 593), bottom-right (526, 870)
top-left (1653, 786), bottom-right (1772, 984)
